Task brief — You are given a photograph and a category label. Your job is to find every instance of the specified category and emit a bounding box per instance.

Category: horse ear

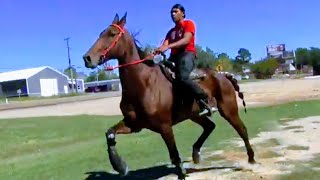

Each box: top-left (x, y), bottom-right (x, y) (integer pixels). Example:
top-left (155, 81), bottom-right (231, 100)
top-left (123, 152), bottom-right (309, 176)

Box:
top-left (119, 12), bottom-right (127, 27)
top-left (112, 13), bottom-right (119, 24)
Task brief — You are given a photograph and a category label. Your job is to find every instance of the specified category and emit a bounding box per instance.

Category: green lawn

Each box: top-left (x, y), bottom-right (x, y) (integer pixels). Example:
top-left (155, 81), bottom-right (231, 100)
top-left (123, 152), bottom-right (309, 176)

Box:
top-left (0, 99), bottom-right (320, 180)
top-left (0, 92), bottom-right (82, 102)
top-left (280, 155), bottom-right (320, 180)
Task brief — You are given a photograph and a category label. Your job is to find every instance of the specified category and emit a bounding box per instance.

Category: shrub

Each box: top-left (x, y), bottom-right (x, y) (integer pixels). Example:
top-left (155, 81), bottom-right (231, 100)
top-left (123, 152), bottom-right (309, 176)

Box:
top-left (251, 58), bottom-right (279, 79)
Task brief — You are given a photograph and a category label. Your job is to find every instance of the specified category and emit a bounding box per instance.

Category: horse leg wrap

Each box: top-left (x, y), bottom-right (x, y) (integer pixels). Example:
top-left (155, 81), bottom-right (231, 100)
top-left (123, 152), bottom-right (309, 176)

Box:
top-left (106, 129), bottom-right (116, 146)
top-left (105, 129), bottom-right (128, 176)
top-left (192, 147), bottom-right (201, 164)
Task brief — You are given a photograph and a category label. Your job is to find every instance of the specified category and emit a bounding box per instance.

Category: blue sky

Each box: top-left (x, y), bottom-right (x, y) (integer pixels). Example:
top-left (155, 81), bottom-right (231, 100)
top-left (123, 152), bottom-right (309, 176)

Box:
top-left (1, 0), bottom-right (319, 74)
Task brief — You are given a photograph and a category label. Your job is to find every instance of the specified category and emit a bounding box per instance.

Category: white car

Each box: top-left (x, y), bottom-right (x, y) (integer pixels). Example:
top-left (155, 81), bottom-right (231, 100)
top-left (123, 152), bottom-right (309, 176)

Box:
top-left (242, 75), bottom-right (249, 79)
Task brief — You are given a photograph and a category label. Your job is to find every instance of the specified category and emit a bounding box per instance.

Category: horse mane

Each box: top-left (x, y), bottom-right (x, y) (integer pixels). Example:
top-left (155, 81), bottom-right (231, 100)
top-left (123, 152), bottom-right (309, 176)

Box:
top-left (130, 31), bottom-right (156, 67)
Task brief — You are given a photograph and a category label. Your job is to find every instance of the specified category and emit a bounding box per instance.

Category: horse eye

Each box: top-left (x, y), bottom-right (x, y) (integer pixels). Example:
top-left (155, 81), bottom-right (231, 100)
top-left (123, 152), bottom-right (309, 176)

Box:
top-left (109, 30), bottom-right (117, 37)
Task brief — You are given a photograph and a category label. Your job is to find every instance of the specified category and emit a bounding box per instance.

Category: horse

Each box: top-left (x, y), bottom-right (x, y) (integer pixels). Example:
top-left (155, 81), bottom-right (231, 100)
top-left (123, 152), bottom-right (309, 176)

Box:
top-left (82, 13), bottom-right (256, 179)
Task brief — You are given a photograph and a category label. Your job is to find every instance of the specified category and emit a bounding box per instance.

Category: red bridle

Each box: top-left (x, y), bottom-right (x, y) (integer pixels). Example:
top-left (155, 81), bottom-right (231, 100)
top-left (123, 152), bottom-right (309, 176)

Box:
top-left (101, 24), bottom-right (125, 60)
top-left (102, 24), bottom-right (156, 71)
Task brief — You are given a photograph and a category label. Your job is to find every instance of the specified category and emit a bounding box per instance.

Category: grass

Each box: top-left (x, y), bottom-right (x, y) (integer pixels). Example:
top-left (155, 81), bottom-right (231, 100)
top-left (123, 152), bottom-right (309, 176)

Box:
top-left (280, 154), bottom-right (320, 180)
top-left (0, 92), bottom-right (83, 102)
top-left (283, 125), bottom-right (304, 130)
top-left (0, 99), bottom-right (320, 179)
top-left (238, 78), bottom-right (263, 84)
top-left (255, 138), bottom-right (281, 148)
top-left (258, 150), bottom-right (282, 159)
top-left (286, 145), bottom-right (309, 151)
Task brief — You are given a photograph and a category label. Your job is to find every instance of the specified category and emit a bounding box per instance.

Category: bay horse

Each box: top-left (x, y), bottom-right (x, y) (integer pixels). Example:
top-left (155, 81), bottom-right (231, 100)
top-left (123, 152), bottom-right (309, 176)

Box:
top-left (83, 13), bottom-right (255, 179)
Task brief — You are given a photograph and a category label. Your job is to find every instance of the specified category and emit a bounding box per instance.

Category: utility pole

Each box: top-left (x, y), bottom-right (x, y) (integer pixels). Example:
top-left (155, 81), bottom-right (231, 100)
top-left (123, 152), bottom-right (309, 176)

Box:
top-left (64, 37), bottom-right (77, 93)
top-left (293, 49), bottom-right (297, 75)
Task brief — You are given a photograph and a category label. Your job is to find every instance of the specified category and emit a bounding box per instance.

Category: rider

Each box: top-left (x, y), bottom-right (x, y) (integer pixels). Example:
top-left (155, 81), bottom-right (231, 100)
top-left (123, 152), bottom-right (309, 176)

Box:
top-left (155, 3), bottom-right (212, 116)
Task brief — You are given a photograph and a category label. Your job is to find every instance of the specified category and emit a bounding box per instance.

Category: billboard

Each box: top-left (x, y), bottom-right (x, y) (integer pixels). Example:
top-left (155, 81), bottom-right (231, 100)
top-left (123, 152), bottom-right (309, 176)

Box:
top-left (266, 44), bottom-right (286, 57)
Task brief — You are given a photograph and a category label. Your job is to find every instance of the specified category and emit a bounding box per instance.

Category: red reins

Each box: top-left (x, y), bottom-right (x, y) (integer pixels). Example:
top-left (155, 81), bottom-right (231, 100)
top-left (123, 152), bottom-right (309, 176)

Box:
top-left (102, 23), bottom-right (157, 71)
top-left (104, 53), bottom-right (156, 71)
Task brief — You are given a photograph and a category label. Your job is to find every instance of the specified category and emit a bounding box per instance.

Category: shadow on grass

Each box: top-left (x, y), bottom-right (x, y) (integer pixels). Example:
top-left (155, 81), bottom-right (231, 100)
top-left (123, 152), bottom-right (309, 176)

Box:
top-left (84, 163), bottom-right (241, 180)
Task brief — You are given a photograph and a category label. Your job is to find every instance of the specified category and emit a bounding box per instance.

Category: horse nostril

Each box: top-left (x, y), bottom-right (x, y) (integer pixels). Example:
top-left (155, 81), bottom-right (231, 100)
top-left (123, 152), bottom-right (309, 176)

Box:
top-left (83, 55), bottom-right (91, 62)
top-left (100, 55), bottom-right (105, 62)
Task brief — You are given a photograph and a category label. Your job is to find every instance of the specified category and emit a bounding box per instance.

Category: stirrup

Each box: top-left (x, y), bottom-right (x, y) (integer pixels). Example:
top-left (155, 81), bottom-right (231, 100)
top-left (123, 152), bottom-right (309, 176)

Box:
top-left (198, 99), bottom-right (213, 116)
top-left (199, 107), bottom-right (218, 116)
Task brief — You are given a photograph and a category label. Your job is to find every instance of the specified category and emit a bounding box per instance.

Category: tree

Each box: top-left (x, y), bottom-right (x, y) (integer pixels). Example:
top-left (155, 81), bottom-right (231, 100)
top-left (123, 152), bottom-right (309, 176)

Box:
top-left (232, 48), bottom-right (252, 73)
top-left (295, 48), bottom-right (310, 68)
top-left (195, 45), bottom-right (217, 69)
top-left (295, 47), bottom-right (320, 75)
top-left (97, 69), bottom-right (108, 80)
top-left (216, 53), bottom-right (233, 72)
top-left (236, 48), bottom-right (252, 64)
top-left (309, 47), bottom-right (320, 75)
top-left (85, 71), bottom-right (97, 82)
top-left (142, 44), bottom-right (155, 54)
top-left (251, 58), bottom-right (279, 79)
top-left (217, 53), bottom-right (229, 59)
top-left (232, 59), bottom-right (243, 73)
top-left (105, 70), bottom-right (119, 79)
top-left (84, 69), bottom-right (118, 82)
top-left (64, 66), bottom-right (77, 79)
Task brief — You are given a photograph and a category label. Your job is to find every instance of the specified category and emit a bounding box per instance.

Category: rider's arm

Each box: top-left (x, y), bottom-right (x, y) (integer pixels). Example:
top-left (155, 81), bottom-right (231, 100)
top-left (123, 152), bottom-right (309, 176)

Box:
top-left (161, 39), bottom-right (169, 47)
top-left (161, 30), bottom-right (171, 47)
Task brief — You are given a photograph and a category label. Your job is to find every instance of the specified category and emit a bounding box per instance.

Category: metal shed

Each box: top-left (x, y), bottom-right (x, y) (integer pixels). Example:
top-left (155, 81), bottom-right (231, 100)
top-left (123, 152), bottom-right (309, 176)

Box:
top-left (0, 66), bottom-right (70, 97)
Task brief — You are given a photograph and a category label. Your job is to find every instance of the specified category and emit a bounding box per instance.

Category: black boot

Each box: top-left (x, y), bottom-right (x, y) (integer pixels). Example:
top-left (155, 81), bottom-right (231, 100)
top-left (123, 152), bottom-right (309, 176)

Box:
top-left (197, 98), bottom-right (212, 116)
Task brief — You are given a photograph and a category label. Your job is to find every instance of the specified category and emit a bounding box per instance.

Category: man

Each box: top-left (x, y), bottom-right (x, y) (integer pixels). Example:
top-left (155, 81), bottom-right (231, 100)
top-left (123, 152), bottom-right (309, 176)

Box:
top-left (155, 4), bottom-right (212, 116)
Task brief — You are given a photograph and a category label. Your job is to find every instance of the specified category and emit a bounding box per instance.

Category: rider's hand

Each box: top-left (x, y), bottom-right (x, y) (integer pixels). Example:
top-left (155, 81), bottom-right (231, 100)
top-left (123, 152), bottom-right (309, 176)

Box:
top-left (154, 45), bottom-right (169, 54)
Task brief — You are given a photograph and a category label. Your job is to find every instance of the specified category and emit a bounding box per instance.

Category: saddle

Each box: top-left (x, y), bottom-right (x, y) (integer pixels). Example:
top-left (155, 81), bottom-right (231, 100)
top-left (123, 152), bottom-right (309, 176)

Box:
top-left (157, 60), bottom-right (219, 116)
top-left (158, 61), bottom-right (207, 82)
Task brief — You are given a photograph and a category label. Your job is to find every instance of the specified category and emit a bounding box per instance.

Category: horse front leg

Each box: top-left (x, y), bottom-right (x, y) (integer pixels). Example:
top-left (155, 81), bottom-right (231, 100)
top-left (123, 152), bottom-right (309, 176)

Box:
top-left (106, 120), bottom-right (132, 176)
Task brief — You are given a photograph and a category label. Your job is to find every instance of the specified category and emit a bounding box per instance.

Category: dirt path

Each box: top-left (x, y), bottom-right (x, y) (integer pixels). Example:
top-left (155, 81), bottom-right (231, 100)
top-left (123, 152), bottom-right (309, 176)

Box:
top-left (239, 78), bottom-right (320, 104)
top-left (162, 116), bottom-right (320, 180)
top-left (0, 78), bottom-right (319, 119)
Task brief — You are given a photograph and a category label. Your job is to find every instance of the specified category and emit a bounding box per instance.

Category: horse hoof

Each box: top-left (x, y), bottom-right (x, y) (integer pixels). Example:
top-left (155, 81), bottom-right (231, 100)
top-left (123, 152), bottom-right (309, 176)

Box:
top-left (178, 175), bottom-right (186, 180)
top-left (176, 163), bottom-right (187, 180)
top-left (249, 159), bottom-right (256, 164)
top-left (119, 165), bottom-right (129, 176)
top-left (192, 149), bottom-right (201, 164)
top-left (177, 169), bottom-right (187, 180)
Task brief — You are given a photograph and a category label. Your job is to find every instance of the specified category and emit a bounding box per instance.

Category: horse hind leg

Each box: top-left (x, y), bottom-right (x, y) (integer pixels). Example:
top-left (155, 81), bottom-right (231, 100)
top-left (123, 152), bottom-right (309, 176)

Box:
top-left (218, 99), bottom-right (256, 164)
top-left (106, 119), bottom-right (133, 176)
top-left (160, 124), bottom-right (186, 179)
top-left (190, 116), bottom-right (216, 164)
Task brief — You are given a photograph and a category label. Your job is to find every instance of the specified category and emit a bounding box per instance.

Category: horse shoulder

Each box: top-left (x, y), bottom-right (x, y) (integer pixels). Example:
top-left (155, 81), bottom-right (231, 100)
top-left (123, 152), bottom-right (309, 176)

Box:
top-left (141, 67), bottom-right (173, 116)
top-left (120, 96), bottom-right (137, 120)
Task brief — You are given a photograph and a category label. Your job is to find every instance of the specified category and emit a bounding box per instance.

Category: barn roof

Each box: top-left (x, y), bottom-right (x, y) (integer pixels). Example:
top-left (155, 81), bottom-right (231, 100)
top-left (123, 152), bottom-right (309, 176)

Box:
top-left (0, 66), bottom-right (49, 83)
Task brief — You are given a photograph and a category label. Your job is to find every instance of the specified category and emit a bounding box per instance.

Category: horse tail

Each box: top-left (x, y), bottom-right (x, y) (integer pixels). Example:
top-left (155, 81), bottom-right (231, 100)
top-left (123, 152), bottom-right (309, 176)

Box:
top-left (224, 73), bottom-right (247, 113)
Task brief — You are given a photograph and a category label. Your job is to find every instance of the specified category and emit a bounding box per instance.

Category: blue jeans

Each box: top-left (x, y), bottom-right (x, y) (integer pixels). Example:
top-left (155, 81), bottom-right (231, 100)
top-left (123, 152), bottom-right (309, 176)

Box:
top-left (168, 51), bottom-right (208, 101)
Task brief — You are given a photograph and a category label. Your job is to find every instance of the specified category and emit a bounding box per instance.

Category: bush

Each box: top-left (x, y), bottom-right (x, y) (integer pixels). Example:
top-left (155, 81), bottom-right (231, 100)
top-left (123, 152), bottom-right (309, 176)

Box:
top-left (251, 58), bottom-right (279, 79)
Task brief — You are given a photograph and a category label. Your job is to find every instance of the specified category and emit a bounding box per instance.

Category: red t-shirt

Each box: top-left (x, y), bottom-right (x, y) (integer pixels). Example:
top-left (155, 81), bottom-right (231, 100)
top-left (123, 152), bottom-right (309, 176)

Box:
top-left (165, 19), bottom-right (196, 55)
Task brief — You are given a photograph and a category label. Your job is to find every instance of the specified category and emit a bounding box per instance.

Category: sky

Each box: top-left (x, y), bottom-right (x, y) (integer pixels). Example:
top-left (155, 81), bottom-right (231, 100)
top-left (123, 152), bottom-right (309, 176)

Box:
top-left (1, 0), bottom-right (319, 74)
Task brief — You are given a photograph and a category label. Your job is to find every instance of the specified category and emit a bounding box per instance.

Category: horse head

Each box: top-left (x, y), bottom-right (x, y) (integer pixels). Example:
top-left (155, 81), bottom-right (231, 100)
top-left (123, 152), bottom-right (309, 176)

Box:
top-left (83, 13), bottom-right (129, 69)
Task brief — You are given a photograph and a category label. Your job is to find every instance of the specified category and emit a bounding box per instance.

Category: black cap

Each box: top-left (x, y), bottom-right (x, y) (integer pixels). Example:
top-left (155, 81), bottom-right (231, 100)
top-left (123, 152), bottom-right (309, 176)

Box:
top-left (171, 4), bottom-right (185, 18)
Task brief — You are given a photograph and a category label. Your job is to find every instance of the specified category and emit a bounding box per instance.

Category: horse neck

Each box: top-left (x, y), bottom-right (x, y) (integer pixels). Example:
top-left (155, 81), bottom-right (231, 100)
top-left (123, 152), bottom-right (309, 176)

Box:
top-left (117, 38), bottom-right (149, 96)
